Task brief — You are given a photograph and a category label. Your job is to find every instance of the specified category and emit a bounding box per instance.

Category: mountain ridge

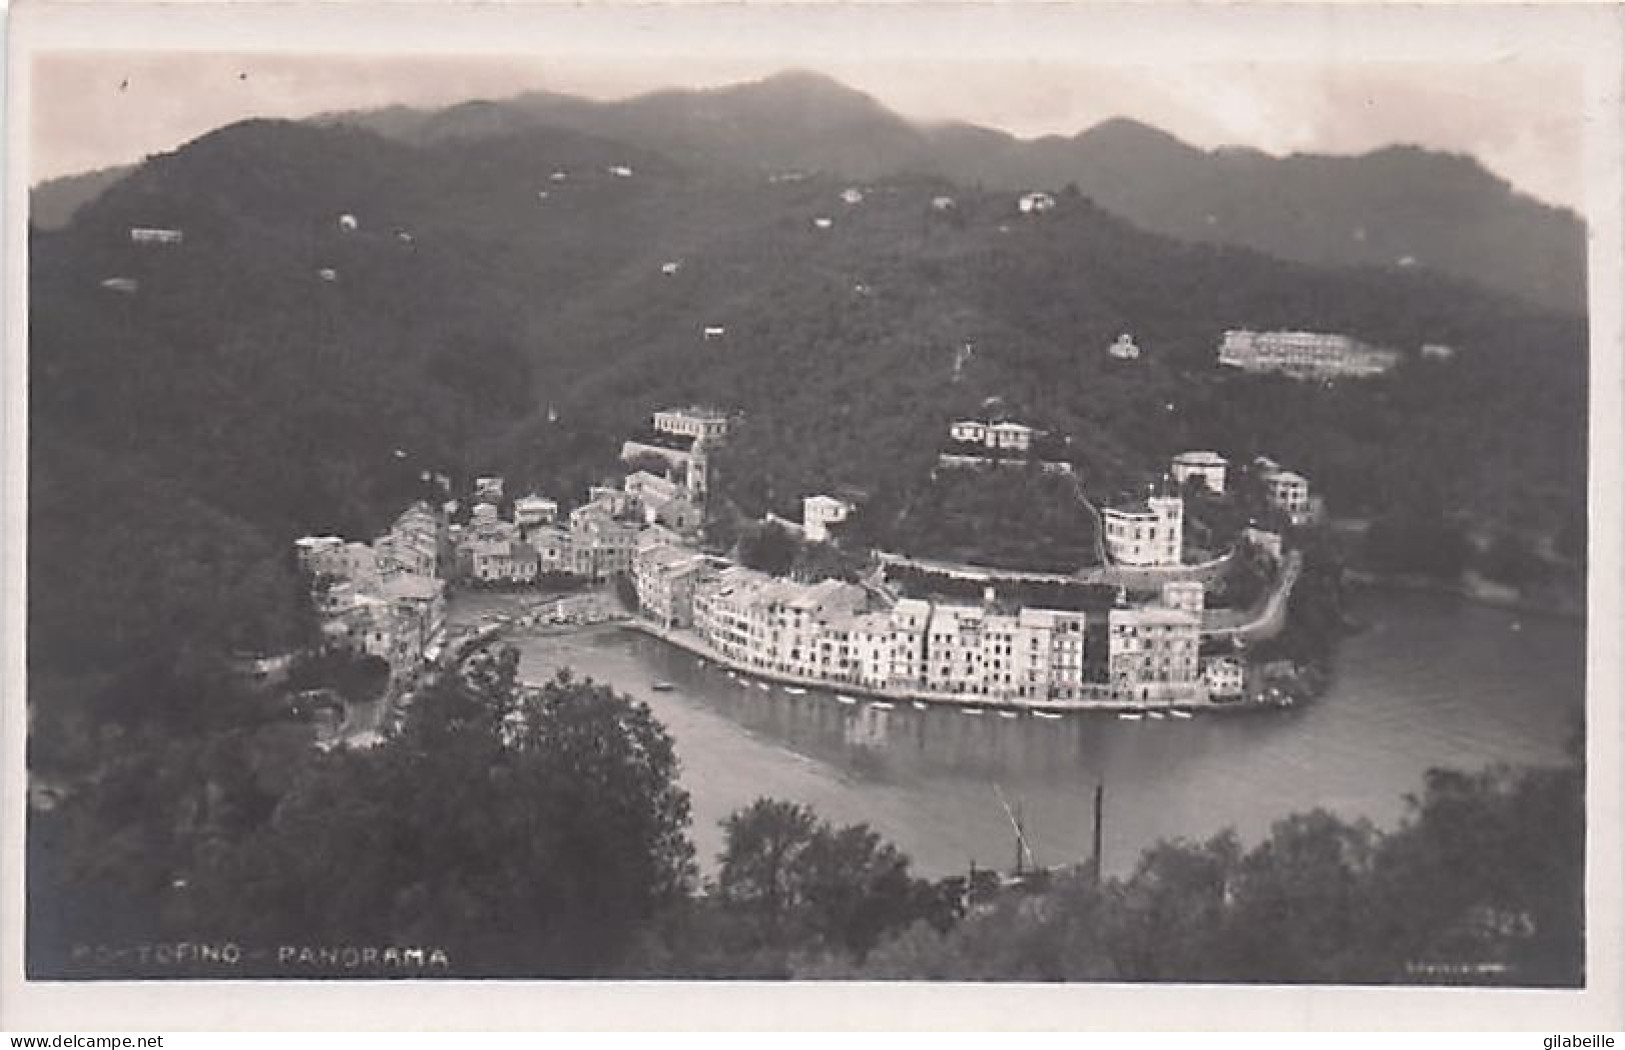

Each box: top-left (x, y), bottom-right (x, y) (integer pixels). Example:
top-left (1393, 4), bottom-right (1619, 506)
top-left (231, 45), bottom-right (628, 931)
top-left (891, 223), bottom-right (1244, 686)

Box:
top-left (307, 73), bottom-right (1584, 313)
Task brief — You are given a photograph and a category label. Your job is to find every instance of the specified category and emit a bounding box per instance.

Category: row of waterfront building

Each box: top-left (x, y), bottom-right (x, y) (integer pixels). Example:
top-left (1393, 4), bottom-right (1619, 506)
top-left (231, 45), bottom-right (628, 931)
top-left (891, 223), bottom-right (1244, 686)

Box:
top-left (634, 535), bottom-right (1246, 707)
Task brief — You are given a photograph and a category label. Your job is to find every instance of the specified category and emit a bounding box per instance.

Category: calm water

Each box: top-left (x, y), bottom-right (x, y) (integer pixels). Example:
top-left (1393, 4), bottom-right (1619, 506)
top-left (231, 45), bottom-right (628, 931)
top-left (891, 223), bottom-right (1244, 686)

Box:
top-left (452, 588), bottom-right (1584, 879)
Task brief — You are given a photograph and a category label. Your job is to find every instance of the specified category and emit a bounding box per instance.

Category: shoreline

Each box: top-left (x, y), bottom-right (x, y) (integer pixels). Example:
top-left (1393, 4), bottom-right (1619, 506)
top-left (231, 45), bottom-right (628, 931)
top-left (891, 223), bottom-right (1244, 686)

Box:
top-left (1342, 569), bottom-right (1584, 623)
top-left (620, 617), bottom-right (1294, 717)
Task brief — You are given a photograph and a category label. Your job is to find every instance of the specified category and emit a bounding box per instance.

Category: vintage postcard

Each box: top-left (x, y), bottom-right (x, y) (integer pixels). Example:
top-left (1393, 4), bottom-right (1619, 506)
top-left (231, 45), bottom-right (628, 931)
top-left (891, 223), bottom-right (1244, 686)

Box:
top-left (3, 0), bottom-right (1621, 1032)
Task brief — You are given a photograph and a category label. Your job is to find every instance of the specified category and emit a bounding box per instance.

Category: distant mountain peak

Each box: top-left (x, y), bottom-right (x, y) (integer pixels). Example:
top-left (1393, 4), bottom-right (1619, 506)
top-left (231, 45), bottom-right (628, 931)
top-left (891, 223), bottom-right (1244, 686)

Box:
top-left (1077, 117), bottom-right (1194, 152)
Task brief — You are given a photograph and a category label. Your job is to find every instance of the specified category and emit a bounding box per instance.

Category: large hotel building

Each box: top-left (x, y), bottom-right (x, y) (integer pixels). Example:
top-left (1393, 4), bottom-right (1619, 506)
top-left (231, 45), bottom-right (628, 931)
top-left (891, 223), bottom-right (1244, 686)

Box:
top-left (1219, 329), bottom-right (1400, 379)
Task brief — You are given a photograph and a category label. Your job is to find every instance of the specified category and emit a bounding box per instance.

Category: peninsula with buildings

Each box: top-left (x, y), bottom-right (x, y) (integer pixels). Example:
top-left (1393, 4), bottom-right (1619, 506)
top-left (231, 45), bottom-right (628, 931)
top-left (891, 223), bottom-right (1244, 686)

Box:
top-left (293, 361), bottom-right (1336, 730)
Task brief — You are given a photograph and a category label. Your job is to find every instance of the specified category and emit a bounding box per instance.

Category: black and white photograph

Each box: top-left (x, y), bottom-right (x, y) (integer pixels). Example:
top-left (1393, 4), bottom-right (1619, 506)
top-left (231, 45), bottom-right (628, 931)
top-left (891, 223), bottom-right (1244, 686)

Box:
top-left (3, 0), bottom-right (1621, 1032)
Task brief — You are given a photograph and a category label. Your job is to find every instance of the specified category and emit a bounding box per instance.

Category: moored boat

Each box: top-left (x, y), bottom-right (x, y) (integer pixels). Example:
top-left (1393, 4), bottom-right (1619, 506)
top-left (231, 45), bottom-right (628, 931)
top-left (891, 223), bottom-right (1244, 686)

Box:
top-left (784, 686), bottom-right (807, 695)
top-left (651, 681), bottom-right (675, 692)
top-left (1033, 710), bottom-right (1064, 721)
top-left (1117, 711), bottom-right (1144, 721)
top-left (836, 694), bottom-right (857, 705)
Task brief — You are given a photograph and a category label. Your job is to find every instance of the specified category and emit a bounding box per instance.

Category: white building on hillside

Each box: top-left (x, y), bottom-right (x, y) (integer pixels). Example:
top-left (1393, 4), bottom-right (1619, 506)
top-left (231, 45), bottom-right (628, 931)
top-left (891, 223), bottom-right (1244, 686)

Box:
top-left (1171, 451), bottom-right (1228, 494)
top-left (1102, 494), bottom-right (1184, 567)
top-left (1019, 192), bottom-right (1056, 214)
top-left (1108, 334), bottom-right (1141, 360)
top-left (1258, 460), bottom-right (1314, 524)
top-left (1219, 329), bottom-right (1400, 379)
top-left (948, 418), bottom-right (1038, 453)
top-left (803, 494), bottom-right (854, 543)
top-left (653, 407), bottom-right (730, 442)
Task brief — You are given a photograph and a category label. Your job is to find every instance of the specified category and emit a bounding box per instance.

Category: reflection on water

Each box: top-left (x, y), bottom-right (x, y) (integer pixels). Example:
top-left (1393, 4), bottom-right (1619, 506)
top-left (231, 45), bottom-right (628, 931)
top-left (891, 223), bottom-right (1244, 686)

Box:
top-left (464, 587), bottom-right (1584, 879)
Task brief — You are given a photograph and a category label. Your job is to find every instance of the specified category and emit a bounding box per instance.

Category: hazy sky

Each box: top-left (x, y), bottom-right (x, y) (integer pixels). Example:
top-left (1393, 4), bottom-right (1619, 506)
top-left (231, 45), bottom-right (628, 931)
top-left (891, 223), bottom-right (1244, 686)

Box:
top-left (24, 5), bottom-right (1600, 213)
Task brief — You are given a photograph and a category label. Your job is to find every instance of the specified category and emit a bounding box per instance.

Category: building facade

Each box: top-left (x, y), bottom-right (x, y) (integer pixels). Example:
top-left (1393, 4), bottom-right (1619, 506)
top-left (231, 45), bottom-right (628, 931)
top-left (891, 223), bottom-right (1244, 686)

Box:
top-left (638, 540), bottom-right (1205, 706)
top-left (653, 407), bottom-right (729, 443)
top-left (948, 419), bottom-right (1038, 453)
top-left (1103, 495), bottom-right (1184, 567)
top-left (802, 494), bottom-right (853, 543)
top-left (1171, 451), bottom-right (1228, 495)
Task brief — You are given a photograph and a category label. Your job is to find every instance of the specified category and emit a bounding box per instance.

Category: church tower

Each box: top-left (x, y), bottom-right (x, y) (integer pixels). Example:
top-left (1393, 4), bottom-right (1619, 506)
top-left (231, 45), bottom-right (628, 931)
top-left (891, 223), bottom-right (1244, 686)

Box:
top-left (686, 437), bottom-right (710, 502)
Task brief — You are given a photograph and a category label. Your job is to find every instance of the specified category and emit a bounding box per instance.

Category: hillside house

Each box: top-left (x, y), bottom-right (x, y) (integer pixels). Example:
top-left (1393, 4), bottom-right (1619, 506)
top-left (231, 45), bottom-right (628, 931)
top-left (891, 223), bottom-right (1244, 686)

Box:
top-left (129, 227), bottom-right (183, 245)
top-left (1103, 494), bottom-right (1184, 568)
top-left (1018, 192), bottom-right (1056, 214)
top-left (475, 476), bottom-right (505, 499)
top-left (654, 407), bottom-right (729, 442)
top-left (948, 419), bottom-right (1037, 453)
top-left (802, 494), bottom-right (854, 543)
top-left (1219, 329), bottom-right (1400, 379)
top-left (1171, 451), bottom-right (1228, 495)
top-left (1108, 334), bottom-right (1141, 360)
top-left (1261, 467), bottom-right (1314, 524)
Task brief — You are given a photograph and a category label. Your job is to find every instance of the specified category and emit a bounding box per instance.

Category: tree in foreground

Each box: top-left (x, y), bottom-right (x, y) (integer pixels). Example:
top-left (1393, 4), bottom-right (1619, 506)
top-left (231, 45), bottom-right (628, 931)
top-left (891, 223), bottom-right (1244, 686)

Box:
top-left (687, 797), bottom-right (952, 975)
top-left (195, 658), bottom-right (695, 976)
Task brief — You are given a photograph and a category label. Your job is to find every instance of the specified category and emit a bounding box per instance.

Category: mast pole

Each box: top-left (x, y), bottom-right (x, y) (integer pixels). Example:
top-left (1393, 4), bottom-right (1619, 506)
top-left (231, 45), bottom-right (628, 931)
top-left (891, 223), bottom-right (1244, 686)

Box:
top-left (1091, 782), bottom-right (1104, 883)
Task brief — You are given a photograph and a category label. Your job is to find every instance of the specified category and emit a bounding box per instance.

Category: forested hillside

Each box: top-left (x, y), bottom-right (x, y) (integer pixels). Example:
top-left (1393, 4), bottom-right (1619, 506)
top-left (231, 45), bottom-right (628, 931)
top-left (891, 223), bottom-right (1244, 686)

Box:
top-left (325, 71), bottom-right (1587, 313)
top-left (30, 112), bottom-right (1586, 694)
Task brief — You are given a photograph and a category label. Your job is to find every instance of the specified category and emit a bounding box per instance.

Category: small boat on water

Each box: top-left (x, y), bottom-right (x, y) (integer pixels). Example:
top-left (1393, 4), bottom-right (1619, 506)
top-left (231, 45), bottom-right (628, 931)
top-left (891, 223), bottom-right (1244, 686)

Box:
top-left (755, 681), bottom-right (772, 692)
top-left (1117, 712), bottom-right (1144, 721)
top-left (960, 707), bottom-right (984, 716)
top-left (1033, 710), bottom-right (1064, 721)
top-left (912, 701), bottom-right (928, 711)
top-left (727, 670), bottom-right (739, 679)
top-left (836, 694), bottom-right (858, 706)
top-left (870, 701), bottom-right (894, 711)
top-left (651, 681), bottom-right (675, 692)
top-left (997, 710), bottom-right (1018, 720)
top-left (784, 686), bottom-right (807, 695)
top-left (1146, 711), bottom-right (1167, 721)
top-left (1170, 710), bottom-right (1194, 720)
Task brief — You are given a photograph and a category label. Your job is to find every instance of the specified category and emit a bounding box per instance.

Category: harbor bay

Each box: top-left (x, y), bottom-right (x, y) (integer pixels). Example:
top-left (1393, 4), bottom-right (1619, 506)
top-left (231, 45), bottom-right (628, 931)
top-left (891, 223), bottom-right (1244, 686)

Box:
top-left (458, 586), bottom-right (1584, 879)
